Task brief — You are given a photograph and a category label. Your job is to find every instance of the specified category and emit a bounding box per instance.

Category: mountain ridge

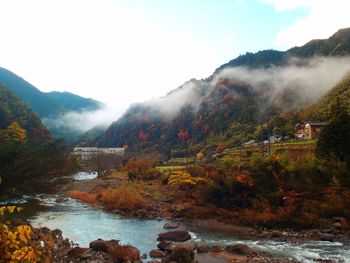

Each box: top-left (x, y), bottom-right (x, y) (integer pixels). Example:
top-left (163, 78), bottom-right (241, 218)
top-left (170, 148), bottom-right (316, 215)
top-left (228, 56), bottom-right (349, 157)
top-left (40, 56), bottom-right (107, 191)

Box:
top-left (92, 27), bottom-right (350, 157)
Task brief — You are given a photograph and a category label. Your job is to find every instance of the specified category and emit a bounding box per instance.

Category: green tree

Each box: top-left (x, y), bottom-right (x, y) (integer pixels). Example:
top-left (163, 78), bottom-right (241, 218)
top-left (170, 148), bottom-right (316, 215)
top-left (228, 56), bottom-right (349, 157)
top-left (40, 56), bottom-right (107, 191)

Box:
top-left (316, 112), bottom-right (350, 164)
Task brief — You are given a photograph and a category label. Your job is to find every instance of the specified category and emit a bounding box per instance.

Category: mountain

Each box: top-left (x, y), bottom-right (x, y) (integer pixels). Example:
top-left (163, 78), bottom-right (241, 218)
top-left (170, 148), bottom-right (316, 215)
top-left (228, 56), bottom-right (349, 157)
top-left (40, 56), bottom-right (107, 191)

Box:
top-left (94, 28), bottom-right (350, 157)
top-left (0, 67), bottom-right (103, 117)
top-left (0, 85), bottom-right (51, 141)
top-left (0, 67), bottom-right (103, 140)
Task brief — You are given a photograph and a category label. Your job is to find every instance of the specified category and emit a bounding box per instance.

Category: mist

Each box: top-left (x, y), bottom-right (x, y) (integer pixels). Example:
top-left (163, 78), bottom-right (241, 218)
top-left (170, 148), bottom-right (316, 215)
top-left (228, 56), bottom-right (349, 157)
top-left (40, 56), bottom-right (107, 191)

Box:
top-left (46, 56), bottom-right (350, 134)
top-left (43, 106), bottom-right (124, 134)
top-left (213, 56), bottom-right (350, 103)
top-left (143, 79), bottom-right (210, 118)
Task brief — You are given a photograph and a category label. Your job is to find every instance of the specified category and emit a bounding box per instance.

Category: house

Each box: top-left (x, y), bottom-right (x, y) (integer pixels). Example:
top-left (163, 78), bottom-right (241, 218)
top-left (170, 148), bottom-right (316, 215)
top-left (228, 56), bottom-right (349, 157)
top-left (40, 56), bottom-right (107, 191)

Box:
top-left (294, 121), bottom-right (327, 140)
top-left (73, 147), bottom-right (125, 160)
top-left (242, 140), bottom-right (258, 147)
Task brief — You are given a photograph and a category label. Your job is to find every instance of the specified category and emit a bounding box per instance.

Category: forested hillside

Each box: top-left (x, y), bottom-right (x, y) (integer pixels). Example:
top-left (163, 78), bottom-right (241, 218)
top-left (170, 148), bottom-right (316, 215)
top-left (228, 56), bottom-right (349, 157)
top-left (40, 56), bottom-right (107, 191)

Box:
top-left (0, 67), bottom-right (103, 141)
top-left (0, 86), bottom-right (77, 197)
top-left (94, 28), bottom-right (350, 157)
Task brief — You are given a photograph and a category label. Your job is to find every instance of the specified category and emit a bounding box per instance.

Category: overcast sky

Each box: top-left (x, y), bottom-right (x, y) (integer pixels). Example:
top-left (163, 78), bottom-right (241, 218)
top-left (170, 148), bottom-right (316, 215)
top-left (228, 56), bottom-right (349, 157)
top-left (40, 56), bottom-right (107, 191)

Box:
top-left (0, 0), bottom-right (350, 110)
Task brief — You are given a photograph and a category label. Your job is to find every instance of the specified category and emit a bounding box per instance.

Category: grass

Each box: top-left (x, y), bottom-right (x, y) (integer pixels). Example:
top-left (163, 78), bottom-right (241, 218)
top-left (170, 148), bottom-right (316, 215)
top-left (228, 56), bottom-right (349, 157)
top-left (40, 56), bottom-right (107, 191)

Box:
top-left (68, 183), bottom-right (148, 212)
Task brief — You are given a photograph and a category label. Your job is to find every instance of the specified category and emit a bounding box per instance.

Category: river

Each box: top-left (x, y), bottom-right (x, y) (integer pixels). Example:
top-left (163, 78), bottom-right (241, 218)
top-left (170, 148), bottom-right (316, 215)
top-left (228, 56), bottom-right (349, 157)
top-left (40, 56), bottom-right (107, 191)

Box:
top-left (2, 172), bottom-right (350, 263)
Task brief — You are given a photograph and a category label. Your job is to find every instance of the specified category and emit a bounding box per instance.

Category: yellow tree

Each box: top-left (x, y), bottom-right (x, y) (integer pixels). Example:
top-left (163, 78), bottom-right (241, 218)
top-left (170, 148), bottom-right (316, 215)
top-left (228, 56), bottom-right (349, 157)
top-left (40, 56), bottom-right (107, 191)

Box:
top-left (0, 206), bottom-right (41, 262)
top-left (168, 171), bottom-right (205, 204)
top-left (6, 122), bottom-right (27, 142)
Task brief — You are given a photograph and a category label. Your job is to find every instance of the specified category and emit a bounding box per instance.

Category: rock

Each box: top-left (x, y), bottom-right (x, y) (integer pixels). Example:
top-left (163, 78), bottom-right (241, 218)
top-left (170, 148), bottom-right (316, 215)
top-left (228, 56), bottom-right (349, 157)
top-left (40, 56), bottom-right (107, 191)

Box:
top-left (196, 243), bottom-right (210, 253)
top-left (67, 247), bottom-right (88, 258)
top-left (90, 239), bottom-right (111, 252)
top-left (51, 229), bottom-right (63, 240)
top-left (271, 230), bottom-right (283, 238)
top-left (148, 261), bottom-right (161, 263)
top-left (142, 253), bottom-right (148, 259)
top-left (149, 249), bottom-right (166, 258)
top-left (108, 244), bottom-right (140, 262)
top-left (78, 251), bottom-right (95, 260)
top-left (210, 245), bottom-right (223, 252)
top-left (163, 223), bottom-right (180, 229)
top-left (157, 231), bottom-right (191, 242)
top-left (158, 240), bottom-right (173, 251)
top-left (333, 222), bottom-right (341, 229)
top-left (319, 233), bottom-right (335, 242)
top-left (168, 247), bottom-right (194, 263)
top-left (89, 238), bottom-right (139, 262)
top-left (167, 242), bottom-right (195, 252)
top-left (225, 243), bottom-right (258, 256)
top-left (89, 238), bottom-right (120, 253)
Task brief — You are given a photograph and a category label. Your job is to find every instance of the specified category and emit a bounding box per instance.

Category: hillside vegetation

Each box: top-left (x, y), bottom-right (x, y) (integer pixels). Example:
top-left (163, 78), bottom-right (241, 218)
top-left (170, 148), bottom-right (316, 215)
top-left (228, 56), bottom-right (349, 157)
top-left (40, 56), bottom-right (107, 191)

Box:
top-left (0, 67), bottom-right (103, 141)
top-left (0, 86), bottom-right (78, 198)
top-left (94, 28), bottom-right (350, 158)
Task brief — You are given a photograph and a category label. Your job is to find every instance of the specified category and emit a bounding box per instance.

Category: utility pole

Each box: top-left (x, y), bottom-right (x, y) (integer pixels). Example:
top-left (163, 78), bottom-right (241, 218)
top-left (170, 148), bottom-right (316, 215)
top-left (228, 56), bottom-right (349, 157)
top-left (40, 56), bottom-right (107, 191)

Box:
top-left (267, 119), bottom-right (271, 156)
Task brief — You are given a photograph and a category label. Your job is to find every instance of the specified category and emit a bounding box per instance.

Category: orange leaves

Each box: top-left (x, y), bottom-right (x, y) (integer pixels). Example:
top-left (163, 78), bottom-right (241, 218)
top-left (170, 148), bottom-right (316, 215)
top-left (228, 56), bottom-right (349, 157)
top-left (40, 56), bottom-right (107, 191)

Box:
top-left (196, 151), bottom-right (204, 159)
top-left (138, 131), bottom-right (148, 142)
top-left (234, 173), bottom-right (254, 188)
top-left (178, 129), bottom-right (189, 141)
top-left (68, 190), bottom-right (98, 204)
top-left (68, 185), bottom-right (146, 212)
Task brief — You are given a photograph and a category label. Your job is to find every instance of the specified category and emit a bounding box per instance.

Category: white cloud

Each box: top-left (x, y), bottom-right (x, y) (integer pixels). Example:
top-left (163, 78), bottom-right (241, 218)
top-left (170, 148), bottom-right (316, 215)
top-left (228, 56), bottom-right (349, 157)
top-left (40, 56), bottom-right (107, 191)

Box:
top-left (260, 0), bottom-right (350, 48)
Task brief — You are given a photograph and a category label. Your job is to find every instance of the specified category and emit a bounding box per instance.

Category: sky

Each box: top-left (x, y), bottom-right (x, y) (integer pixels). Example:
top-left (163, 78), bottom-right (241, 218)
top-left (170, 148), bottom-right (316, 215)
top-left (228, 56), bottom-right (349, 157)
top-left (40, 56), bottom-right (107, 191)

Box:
top-left (0, 0), bottom-right (350, 112)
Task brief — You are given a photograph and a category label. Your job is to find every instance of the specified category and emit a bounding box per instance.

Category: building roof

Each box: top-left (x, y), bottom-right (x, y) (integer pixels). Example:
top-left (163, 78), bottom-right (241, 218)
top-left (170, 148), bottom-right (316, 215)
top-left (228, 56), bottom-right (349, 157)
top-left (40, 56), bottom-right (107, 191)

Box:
top-left (305, 122), bottom-right (327, 126)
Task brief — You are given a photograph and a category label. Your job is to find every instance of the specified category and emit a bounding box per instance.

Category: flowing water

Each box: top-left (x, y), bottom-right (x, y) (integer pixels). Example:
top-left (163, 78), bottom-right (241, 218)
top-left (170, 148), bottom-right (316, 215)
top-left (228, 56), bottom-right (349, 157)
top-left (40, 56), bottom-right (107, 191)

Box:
top-left (2, 172), bottom-right (350, 263)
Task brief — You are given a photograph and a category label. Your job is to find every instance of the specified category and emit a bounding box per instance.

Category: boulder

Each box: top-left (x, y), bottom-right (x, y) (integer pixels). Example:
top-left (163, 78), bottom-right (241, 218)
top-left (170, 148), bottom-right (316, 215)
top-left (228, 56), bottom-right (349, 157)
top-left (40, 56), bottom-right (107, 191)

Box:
top-left (149, 249), bottom-right (166, 258)
top-left (168, 247), bottom-right (194, 263)
top-left (108, 244), bottom-right (140, 262)
top-left (167, 242), bottom-right (195, 252)
top-left (319, 233), bottom-right (335, 242)
top-left (163, 223), bottom-right (180, 229)
top-left (89, 238), bottom-right (140, 262)
top-left (210, 245), bottom-right (223, 252)
top-left (90, 239), bottom-right (113, 252)
top-left (196, 243), bottom-right (210, 253)
top-left (225, 244), bottom-right (258, 256)
top-left (67, 247), bottom-right (88, 258)
top-left (157, 240), bottom-right (173, 251)
top-left (157, 231), bottom-right (191, 242)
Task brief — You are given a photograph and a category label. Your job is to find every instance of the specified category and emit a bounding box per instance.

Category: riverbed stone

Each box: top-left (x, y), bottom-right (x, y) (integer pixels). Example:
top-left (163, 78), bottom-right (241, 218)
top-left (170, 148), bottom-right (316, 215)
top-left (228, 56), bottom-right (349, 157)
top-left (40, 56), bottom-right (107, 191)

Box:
top-left (319, 233), bottom-right (335, 242)
top-left (167, 242), bottom-right (195, 252)
top-left (225, 243), bottom-right (258, 256)
top-left (196, 243), bottom-right (210, 253)
top-left (210, 245), bottom-right (223, 252)
top-left (157, 230), bottom-right (191, 242)
top-left (163, 223), bottom-right (180, 229)
top-left (167, 247), bottom-right (194, 263)
top-left (150, 249), bottom-right (166, 258)
top-left (157, 240), bottom-right (173, 251)
top-left (67, 246), bottom-right (88, 258)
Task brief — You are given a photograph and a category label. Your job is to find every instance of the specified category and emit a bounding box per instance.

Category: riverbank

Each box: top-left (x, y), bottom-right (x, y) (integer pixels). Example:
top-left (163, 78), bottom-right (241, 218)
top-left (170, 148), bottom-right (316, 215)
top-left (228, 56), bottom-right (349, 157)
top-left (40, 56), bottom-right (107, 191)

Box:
top-left (22, 187), bottom-right (349, 262)
top-left (63, 171), bottom-right (350, 244)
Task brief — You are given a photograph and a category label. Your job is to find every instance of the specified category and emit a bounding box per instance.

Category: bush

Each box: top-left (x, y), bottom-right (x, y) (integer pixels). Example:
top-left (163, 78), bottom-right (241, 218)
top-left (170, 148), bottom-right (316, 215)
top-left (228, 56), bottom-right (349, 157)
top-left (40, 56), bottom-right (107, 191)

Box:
top-left (0, 206), bottom-right (42, 262)
top-left (123, 158), bottom-right (160, 181)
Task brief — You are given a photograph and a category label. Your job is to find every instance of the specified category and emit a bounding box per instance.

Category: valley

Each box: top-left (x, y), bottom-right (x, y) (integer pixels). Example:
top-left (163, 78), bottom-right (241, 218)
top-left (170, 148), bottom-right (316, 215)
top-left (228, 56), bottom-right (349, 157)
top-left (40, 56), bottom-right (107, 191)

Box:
top-left (1, 25), bottom-right (350, 263)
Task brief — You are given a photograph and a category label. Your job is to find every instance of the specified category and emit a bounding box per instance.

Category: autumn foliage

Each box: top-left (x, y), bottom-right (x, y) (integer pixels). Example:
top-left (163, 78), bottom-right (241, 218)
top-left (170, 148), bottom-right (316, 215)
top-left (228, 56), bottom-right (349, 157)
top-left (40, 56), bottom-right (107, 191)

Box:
top-left (68, 184), bottom-right (147, 212)
top-left (123, 158), bottom-right (160, 180)
top-left (0, 206), bottom-right (42, 262)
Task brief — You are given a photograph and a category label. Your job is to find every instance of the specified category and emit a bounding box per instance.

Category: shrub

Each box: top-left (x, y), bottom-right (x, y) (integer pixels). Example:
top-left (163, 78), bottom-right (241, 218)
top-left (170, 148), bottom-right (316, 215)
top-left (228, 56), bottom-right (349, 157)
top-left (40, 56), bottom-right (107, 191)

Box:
top-left (0, 206), bottom-right (42, 262)
top-left (99, 185), bottom-right (146, 212)
top-left (123, 158), bottom-right (160, 181)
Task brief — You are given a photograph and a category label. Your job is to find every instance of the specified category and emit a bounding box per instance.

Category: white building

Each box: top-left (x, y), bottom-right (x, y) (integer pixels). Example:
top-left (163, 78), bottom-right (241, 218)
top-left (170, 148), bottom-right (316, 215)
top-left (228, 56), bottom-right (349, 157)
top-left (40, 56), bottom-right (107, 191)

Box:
top-left (73, 147), bottom-right (125, 160)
